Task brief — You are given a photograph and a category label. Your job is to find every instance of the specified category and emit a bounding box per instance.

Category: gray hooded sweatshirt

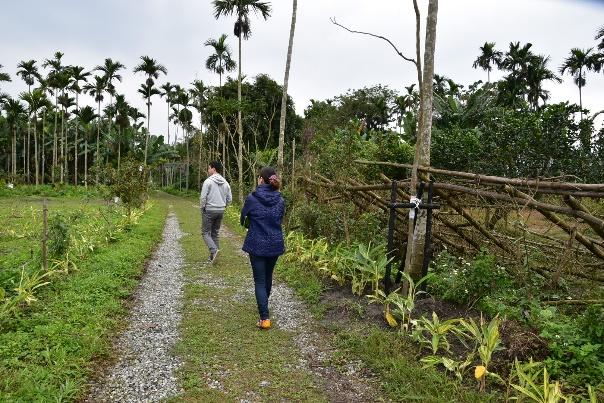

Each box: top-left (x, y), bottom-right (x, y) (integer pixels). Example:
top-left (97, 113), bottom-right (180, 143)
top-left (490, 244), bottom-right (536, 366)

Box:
top-left (200, 174), bottom-right (232, 211)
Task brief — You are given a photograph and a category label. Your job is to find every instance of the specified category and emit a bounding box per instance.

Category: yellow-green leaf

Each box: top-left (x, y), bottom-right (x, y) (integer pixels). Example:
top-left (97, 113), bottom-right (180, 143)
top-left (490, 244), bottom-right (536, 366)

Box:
top-left (385, 311), bottom-right (398, 327)
top-left (475, 365), bottom-right (486, 380)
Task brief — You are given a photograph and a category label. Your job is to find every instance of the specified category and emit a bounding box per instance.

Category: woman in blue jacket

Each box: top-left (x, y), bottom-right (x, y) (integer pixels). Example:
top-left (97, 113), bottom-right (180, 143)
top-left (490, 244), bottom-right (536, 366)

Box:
top-left (240, 166), bottom-right (285, 330)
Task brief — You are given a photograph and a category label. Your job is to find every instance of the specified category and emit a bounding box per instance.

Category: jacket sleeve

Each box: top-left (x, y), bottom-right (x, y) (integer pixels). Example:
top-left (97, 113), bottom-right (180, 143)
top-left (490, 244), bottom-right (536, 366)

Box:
top-left (240, 194), bottom-right (251, 226)
top-left (200, 180), bottom-right (210, 210)
top-left (226, 183), bottom-right (233, 206)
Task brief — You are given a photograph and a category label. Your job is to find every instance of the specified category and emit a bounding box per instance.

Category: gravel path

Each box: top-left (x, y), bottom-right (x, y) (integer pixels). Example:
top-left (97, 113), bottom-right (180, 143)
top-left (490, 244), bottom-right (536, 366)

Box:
top-left (85, 212), bottom-right (185, 403)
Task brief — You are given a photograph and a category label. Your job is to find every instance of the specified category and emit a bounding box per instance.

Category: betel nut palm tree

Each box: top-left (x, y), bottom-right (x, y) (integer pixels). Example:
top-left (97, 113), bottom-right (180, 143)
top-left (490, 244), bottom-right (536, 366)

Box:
top-left (212, 0), bottom-right (271, 203)
top-left (95, 58), bottom-right (125, 160)
top-left (205, 34), bottom-right (237, 90)
top-left (133, 55), bottom-right (167, 165)
top-left (472, 42), bottom-right (502, 83)
top-left (69, 65), bottom-right (90, 185)
top-left (160, 82), bottom-right (175, 145)
top-left (83, 75), bottom-right (106, 184)
top-left (277, 0), bottom-right (297, 173)
top-left (559, 47), bottom-right (599, 120)
top-left (17, 60), bottom-right (39, 183)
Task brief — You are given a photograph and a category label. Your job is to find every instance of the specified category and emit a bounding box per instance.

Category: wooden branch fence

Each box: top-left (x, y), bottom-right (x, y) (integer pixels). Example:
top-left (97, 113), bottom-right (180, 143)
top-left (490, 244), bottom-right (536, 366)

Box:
top-left (300, 160), bottom-right (604, 283)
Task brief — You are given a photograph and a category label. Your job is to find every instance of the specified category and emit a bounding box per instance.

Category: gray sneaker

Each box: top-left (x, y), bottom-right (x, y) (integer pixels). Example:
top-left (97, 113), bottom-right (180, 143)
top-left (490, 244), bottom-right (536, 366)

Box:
top-left (211, 249), bottom-right (219, 264)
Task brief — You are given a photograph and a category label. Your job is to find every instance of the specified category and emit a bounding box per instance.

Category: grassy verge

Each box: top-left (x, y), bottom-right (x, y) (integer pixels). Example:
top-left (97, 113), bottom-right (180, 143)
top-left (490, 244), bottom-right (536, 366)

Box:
top-left (0, 198), bottom-right (168, 401)
top-left (169, 194), bottom-right (328, 402)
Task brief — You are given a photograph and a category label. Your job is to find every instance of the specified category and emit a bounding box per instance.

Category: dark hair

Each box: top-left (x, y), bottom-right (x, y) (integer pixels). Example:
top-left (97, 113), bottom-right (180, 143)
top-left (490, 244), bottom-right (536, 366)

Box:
top-left (209, 161), bottom-right (223, 174)
top-left (259, 166), bottom-right (281, 190)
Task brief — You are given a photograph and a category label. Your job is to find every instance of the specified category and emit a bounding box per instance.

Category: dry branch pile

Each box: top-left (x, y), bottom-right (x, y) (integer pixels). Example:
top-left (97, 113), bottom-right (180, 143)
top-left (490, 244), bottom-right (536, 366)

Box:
top-left (300, 160), bottom-right (604, 285)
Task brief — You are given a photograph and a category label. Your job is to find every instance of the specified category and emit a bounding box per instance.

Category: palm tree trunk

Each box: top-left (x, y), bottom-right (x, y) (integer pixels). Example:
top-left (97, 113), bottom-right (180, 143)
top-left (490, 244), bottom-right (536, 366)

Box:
top-left (186, 130), bottom-right (190, 190)
top-left (144, 101), bottom-right (150, 165)
top-left (27, 114), bottom-right (31, 183)
top-left (167, 101), bottom-right (170, 146)
top-left (579, 79), bottom-right (583, 121)
top-left (52, 95), bottom-right (58, 183)
top-left (60, 107), bottom-right (65, 184)
top-left (96, 101), bottom-right (101, 184)
top-left (42, 109), bottom-right (46, 184)
top-left (404, 0), bottom-right (439, 283)
top-left (85, 134), bottom-right (88, 188)
top-left (117, 126), bottom-right (121, 171)
top-left (34, 114), bottom-right (39, 185)
top-left (22, 132), bottom-right (26, 178)
top-left (12, 128), bottom-right (16, 176)
top-left (237, 30), bottom-right (244, 204)
top-left (74, 93), bottom-right (79, 185)
top-left (278, 0), bottom-right (298, 174)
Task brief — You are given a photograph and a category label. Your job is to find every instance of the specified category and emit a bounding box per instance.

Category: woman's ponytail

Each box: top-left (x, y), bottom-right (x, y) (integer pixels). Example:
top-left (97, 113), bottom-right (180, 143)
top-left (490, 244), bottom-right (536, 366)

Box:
top-left (259, 166), bottom-right (281, 190)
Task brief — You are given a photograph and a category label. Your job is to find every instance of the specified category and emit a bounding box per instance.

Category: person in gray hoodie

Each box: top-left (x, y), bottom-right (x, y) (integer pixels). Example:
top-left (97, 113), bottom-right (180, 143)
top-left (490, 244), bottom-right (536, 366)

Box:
top-left (200, 161), bottom-right (232, 263)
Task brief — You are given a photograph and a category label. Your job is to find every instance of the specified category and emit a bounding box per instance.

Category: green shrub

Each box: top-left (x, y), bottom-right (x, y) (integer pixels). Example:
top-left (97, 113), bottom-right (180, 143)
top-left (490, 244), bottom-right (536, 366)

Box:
top-left (48, 213), bottom-right (70, 258)
top-left (292, 201), bottom-right (385, 244)
top-left (532, 306), bottom-right (604, 390)
top-left (428, 250), bottom-right (511, 308)
top-left (106, 158), bottom-right (149, 215)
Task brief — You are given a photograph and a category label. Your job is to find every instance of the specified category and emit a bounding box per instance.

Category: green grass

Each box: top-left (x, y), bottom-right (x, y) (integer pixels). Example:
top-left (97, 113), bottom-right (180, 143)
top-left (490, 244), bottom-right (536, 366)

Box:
top-left (0, 184), bottom-right (107, 199)
top-left (169, 193), bottom-right (329, 402)
top-left (0, 196), bottom-right (168, 401)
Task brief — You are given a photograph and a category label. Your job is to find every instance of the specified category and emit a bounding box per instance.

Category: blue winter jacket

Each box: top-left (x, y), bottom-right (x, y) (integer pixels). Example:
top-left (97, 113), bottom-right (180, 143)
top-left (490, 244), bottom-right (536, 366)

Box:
top-left (240, 184), bottom-right (285, 257)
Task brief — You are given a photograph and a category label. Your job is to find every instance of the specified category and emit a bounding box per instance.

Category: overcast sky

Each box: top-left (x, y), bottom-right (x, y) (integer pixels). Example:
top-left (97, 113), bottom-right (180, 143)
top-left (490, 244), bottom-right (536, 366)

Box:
top-left (1, 0), bottom-right (604, 140)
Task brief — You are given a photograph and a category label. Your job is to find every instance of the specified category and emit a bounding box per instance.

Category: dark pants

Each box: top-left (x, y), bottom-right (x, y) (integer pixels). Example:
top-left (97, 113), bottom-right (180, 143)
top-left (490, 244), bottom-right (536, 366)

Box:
top-left (249, 254), bottom-right (279, 320)
top-left (202, 209), bottom-right (223, 254)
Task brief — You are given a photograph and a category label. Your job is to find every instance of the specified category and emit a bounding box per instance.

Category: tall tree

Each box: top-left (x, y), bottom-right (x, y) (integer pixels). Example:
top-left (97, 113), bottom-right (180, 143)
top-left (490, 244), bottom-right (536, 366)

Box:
top-left (212, 0), bottom-right (272, 203)
top-left (20, 89), bottom-right (45, 184)
top-left (501, 42), bottom-right (535, 74)
top-left (42, 51), bottom-right (65, 183)
top-left (74, 106), bottom-right (97, 187)
top-left (16, 60), bottom-right (39, 93)
top-left (472, 42), bottom-right (502, 83)
top-left (17, 60), bottom-right (40, 183)
top-left (137, 81), bottom-right (161, 160)
top-left (113, 94), bottom-right (130, 171)
top-left (95, 59), bottom-right (124, 158)
top-left (54, 71), bottom-right (72, 183)
top-left (83, 75), bottom-right (106, 184)
top-left (133, 55), bottom-right (167, 164)
top-left (204, 34), bottom-right (237, 89)
top-left (4, 98), bottom-right (26, 177)
top-left (69, 66), bottom-right (90, 185)
top-left (404, 0), bottom-right (439, 283)
top-left (559, 47), bottom-right (599, 119)
top-left (160, 82), bottom-right (175, 145)
top-left (525, 55), bottom-right (561, 110)
top-left (190, 80), bottom-right (209, 183)
top-left (277, 0), bottom-right (298, 174)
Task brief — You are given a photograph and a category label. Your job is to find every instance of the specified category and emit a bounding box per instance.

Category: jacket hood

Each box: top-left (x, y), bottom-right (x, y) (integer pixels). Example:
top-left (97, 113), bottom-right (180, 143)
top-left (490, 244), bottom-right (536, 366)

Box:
top-left (252, 184), bottom-right (281, 207)
top-left (209, 173), bottom-right (226, 185)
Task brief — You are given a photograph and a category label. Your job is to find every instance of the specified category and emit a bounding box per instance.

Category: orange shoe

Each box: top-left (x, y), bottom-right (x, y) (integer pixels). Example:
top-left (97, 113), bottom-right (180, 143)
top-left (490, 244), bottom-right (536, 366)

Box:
top-left (257, 319), bottom-right (271, 330)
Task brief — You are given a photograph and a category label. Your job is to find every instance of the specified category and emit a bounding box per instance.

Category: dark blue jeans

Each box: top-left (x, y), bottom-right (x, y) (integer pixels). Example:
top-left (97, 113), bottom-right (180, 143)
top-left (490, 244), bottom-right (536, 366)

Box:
top-left (249, 254), bottom-right (279, 320)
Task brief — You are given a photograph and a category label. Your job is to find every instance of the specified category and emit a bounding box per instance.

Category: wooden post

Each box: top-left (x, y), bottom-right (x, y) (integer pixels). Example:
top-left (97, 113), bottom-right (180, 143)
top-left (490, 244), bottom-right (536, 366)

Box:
top-left (385, 181), bottom-right (398, 294)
